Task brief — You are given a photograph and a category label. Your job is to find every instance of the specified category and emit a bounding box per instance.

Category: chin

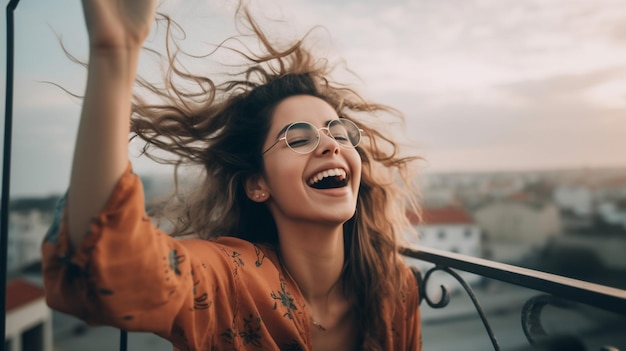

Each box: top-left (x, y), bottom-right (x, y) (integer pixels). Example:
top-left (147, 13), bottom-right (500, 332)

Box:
top-left (315, 209), bottom-right (356, 225)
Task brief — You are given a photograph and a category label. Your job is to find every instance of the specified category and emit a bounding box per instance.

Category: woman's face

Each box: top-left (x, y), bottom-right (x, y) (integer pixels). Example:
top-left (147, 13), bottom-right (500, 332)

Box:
top-left (257, 95), bottom-right (362, 227)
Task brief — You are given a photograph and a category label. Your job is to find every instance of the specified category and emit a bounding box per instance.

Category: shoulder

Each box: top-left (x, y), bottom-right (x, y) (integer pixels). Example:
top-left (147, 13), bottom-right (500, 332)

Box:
top-left (180, 237), bottom-right (275, 260)
top-left (178, 237), bottom-right (282, 277)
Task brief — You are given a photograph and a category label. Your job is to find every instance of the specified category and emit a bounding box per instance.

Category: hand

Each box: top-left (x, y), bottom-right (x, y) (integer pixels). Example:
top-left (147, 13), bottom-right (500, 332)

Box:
top-left (82, 0), bottom-right (157, 51)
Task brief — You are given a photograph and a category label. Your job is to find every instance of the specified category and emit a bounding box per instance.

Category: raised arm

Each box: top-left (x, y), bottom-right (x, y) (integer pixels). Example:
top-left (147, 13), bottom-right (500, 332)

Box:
top-left (68, 0), bottom-right (157, 247)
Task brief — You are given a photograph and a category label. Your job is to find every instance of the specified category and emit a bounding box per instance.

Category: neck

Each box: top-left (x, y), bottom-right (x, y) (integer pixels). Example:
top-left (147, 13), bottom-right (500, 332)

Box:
top-left (277, 221), bottom-right (346, 302)
top-left (276, 221), bottom-right (357, 336)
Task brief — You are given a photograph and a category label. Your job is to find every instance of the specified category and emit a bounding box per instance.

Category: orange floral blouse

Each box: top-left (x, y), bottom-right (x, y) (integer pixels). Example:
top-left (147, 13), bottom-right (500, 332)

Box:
top-left (41, 164), bottom-right (422, 350)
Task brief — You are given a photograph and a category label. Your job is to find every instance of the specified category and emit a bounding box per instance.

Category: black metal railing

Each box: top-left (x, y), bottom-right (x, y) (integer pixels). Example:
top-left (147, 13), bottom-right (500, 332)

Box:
top-left (110, 247), bottom-right (626, 351)
top-left (400, 246), bottom-right (626, 351)
top-left (2, 0), bottom-right (22, 345)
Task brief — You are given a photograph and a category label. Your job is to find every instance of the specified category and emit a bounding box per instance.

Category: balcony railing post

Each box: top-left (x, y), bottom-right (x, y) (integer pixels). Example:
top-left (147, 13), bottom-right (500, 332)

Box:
top-left (3, 0), bottom-right (22, 345)
top-left (120, 330), bottom-right (127, 351)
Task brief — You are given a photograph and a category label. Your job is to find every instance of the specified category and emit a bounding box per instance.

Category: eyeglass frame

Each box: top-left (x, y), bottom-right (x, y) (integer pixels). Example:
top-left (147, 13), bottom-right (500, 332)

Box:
top-left (262, 118), bottom-right (364, 155)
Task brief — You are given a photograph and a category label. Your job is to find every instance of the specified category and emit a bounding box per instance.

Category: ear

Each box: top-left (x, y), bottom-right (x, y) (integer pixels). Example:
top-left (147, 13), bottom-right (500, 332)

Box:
top-left (245, 174), bottom-right (270, 202)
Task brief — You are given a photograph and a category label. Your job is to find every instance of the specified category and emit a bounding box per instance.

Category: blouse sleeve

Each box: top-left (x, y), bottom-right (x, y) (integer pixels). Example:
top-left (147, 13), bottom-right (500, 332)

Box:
top-left (41, 163), bottom-right (229, 348)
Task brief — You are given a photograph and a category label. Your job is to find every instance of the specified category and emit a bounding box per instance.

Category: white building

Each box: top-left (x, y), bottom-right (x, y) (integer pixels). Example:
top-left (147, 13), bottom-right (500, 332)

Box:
top-left (8, 196), bottom-right (60, 273)
top-left (405, 206), bottom-right (482, 291)
top-left (597, 201), bottom-right (626, 230)
top-left (5, 279), bottom-right (53, 351)
top-left (8, 210), bottom-right (54, 272)
top-left (553, 184), bottom-right (594, 217)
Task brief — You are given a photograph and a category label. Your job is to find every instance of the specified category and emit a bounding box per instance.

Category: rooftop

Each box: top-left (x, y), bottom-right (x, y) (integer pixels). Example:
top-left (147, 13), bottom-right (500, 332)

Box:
top-left (6, 278), bottom-right (46, 312)
top-left (408, 206), bottom-right (475, 225)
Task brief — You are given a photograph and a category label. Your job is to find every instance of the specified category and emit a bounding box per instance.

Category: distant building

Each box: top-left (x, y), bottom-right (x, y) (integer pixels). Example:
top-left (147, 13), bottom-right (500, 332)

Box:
top-left (5, 279), bottom-right (53, 351)
top-left (407, 206), bottom-right (481, 256)
top-left (550, 235), bottom-right (626, 271)
top-left (483, 177), bottom-right (525, 200)
top-left (553, 184), bottom-right (594, 217)
top-left (418, 174), bottom-right (462, 207)
top-left (405, 206), bottom-right (482, 289)
top-left (597, 200), bottom-right (626, 230)
top-left (597, 176), bottom-right (626, 202)
top-left (8, 197), bottom-right (59, 273)
top-left (474, 195), bottom-right (562, 263)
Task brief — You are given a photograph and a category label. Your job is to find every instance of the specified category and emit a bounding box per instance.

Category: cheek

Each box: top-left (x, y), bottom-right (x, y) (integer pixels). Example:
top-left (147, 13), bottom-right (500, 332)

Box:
top-left (263, 157), bottom-right (306, 193)
top-left (349, 150), bottom-right (363, 181)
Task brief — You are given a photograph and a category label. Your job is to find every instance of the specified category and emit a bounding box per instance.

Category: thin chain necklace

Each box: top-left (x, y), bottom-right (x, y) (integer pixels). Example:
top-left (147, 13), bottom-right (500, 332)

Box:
top-left (275, 245), bottom-right (351, 333)
top-left (276, 248), bottom-right (329, 332)
top-left (311, 319), bottom-right (327, 332)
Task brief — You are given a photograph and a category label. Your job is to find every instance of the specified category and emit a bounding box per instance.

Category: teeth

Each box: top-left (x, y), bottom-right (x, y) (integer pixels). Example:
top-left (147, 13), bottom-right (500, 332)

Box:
top-left (308, 168), bottom-right (347, 185)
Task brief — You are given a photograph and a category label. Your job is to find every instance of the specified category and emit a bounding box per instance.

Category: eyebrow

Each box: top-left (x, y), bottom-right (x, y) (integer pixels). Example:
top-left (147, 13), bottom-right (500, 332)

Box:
top-left (274, 124), bottom-right (291, 140)
top-left (273, 119), bottom-right (338, 140)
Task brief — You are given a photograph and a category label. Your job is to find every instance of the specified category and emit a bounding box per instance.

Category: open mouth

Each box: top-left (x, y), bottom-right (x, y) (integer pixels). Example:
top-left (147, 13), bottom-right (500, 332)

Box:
top-left (308, 168), bottom-right (349, 189)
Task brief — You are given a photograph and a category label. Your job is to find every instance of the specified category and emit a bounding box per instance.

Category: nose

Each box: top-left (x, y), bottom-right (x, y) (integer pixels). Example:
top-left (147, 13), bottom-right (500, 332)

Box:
top-left (317, 128), bottom-right (340, 155)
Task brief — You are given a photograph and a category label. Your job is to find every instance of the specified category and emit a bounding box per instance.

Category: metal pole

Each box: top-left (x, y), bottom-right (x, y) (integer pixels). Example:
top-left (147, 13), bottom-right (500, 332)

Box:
top-left (120, 330), bottom-right (128, 351)
top-left (2, 0), bottom-right (22, 349)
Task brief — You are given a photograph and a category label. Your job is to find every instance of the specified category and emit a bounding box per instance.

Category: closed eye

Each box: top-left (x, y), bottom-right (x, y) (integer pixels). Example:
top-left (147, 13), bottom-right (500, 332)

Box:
top-left (332, 133), bottom-right (350, 142)
top-left (288, 138), bottom-right (313, 147)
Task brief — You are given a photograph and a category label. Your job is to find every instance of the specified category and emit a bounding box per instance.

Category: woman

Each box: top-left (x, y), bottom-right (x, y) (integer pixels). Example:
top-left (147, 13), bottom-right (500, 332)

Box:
top-left (42, 1), bottom-right (422, 350)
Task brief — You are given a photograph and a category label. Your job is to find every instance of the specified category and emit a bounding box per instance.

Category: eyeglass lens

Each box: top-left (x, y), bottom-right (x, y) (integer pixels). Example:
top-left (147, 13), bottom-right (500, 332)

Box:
top-left (285, 119), bottom-right (361, 154)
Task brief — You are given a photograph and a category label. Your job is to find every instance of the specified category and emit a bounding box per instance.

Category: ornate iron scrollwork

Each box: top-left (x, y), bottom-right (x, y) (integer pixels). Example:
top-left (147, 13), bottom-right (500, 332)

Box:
top-left (522, 294), bottom-right (622, 351)
top-left (522, 294), bottom-right (577, 347)
top-left (413, 265), bottom-right (502, 351)
top-left (403, 245), bottom-right (626, 351)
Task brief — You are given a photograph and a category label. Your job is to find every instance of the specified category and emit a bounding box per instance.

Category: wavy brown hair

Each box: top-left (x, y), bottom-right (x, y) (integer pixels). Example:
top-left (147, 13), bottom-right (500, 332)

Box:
top-left (130, 5), bottom-right (421, 350)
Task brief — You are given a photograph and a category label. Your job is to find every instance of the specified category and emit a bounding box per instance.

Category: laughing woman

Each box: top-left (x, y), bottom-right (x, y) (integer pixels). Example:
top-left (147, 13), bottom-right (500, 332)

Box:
top-left (42, 0), bottom-right (422, 350)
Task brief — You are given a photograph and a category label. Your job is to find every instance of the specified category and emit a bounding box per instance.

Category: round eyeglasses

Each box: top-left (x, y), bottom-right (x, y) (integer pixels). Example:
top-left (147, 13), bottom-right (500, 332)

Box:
top-left (263, 119), bottom-right (363, 155)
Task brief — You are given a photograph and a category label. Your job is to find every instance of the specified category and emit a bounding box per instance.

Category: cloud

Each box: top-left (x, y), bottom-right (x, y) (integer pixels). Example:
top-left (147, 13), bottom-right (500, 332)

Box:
top-left (4, 0), bottom-right (626, 196)
top-left (398, 67), bottom-right (626, 172)
top-left (501, 66), bottom-right (626, 104)
top-left (583, 79), bottom-right (626, 109)
top-left (131, 0), bottom-right (626, 99)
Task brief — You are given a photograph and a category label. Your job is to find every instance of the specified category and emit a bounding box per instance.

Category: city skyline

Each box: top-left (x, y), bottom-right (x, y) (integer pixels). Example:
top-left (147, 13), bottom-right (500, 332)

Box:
top-left (1, 0), bottom-right (626, 196)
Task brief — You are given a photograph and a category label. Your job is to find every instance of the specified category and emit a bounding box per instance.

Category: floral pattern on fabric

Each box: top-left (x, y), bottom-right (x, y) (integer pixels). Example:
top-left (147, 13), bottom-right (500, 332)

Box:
top-left (271, 278), bottom-right (298, 320)
top-left (169, 249), bottom-right (185, 275)
top-left (40, 162), bottom-right (421, 350)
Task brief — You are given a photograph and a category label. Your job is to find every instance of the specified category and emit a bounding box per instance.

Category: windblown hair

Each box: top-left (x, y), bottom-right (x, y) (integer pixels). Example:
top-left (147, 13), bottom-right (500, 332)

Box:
top-left (131, 6), bottom-right (421, 350)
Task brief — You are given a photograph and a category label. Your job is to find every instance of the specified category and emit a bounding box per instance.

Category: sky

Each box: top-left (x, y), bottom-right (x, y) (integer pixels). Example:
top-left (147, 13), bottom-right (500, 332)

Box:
top-left (1, 0), bottom-right (626, 197)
